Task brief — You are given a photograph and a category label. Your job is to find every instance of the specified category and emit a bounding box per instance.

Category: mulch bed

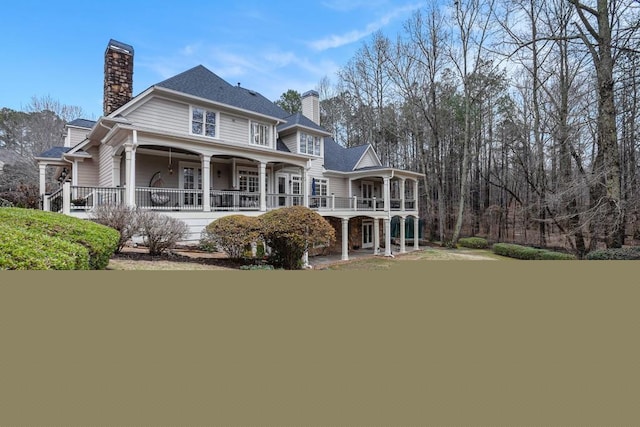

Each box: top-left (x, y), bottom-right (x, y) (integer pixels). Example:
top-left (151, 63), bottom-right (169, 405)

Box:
top-left (111, 247), bottom-right (249, 269)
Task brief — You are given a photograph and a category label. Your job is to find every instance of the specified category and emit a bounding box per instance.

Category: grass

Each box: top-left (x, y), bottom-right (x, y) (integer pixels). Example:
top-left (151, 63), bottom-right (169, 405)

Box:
top-left (105, 246), bottom-right (510, 271)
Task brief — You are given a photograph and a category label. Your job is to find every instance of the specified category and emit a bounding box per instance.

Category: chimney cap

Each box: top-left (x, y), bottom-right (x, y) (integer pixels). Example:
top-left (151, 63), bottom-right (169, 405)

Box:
top-left (302, 90), bottom-right (319, 98)
top-left (107, 39), bottom-right (134, 55)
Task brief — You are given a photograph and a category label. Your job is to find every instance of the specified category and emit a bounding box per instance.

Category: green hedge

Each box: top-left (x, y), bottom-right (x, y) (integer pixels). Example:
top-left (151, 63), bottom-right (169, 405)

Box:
top-left (585, 247), bottom-right (640, 260)
top-left (458, 237), bottom-right (489, 249)
top-left (0, 208), bottom-right (119, 270)
top-left (492, 243), bottom-right (576, 260)
top-left (0, 223), bottom-right (90, 270)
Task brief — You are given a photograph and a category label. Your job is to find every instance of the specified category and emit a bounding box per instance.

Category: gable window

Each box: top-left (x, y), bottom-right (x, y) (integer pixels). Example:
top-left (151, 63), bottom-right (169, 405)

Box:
top-left (191, 107), bottom-right (217, 138)
top-left (299, 132), bottom-right (321, 156)
top-left (251, 122), bottom-right (270, 146)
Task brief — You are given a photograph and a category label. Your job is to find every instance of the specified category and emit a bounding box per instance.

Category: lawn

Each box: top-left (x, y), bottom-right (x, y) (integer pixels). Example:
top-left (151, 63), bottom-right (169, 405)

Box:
top-left (107, 246), bottom-right (508, 270)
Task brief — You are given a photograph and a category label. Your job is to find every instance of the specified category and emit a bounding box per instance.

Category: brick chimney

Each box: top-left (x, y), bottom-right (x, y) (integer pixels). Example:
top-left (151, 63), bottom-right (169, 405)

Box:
top-left (103, 39), bottom-right (134, 116)
top-left (301, 90), bottom-right (320, 125)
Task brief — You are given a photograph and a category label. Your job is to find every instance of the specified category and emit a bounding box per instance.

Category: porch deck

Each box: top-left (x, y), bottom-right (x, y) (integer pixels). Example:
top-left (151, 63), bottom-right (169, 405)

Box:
top-left (44, 185), bottom-right (418, 214)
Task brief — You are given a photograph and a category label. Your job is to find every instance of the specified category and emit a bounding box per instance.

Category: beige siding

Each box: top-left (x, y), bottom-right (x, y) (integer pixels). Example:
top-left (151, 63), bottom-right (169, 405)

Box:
top-left (282, 134), bottom-right (298, 153)
top-left (69, 128), bottom-right (88, 147)
top-left (328, 176), bottom-right (349, 198)
top-left (98, 145), bottom-right (114, 187)
top-left (126, 98), bottom-right (190, 134)
top-left (219, 113), bottom-right (249, 144)
top-left (76, 147), bottom-right (99, 186)
top-left (355, 149), bottom-right (380, 169)
top-left (135, 154), bottom-right (180, 188)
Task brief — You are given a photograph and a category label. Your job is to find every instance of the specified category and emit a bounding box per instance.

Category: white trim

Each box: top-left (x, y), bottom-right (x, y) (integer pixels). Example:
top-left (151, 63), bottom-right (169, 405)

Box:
top-left (353, 145), bottom-right (383, 170)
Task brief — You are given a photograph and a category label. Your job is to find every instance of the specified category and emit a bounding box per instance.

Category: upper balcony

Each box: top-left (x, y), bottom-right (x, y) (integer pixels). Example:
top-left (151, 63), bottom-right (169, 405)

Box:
top-left (43, 185), bottom-right (418, 216)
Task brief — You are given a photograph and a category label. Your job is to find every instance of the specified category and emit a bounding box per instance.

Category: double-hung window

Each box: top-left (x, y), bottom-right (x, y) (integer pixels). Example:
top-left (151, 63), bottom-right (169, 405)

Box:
top-left (251, 122), bottom-right (270, 146)
top-left (191, 107), bottom-right (217, 138)
top-left (299, 132), bottom-right (321, 156)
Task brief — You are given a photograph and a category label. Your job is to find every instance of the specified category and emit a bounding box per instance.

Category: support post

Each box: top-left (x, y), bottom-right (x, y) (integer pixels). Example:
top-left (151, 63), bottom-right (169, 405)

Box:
top-left (259, 162), bottom-right (267, 211)
top-left (38, 163), bottom-right (47, 197)
top-left (202, 154), bottom-right (211, 212)
top-left (374, 218), bottom-right (380, 255)
top-left (341, 218), bottom-right (349, 261)
top-left (384, 217), bottom-right (392, 257)
top-left (383, 176), bottom-right (390, 211)
top-left (400, 216), bottom-right (406, 254)
top-left (414, 216), bottom-right (420, 250)
top-left (62, 182), bottom-right (71, 215)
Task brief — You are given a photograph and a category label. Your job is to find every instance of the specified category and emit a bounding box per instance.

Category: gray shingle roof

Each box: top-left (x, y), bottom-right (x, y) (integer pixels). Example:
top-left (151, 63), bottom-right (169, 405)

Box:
top-left (276, 139), bottom-right (291, 153)
top-left (323, 138), bottom-right (371, 172)
top-left (155, 65), bottom-right (289, 120)
top-left (67, 118), bottom-right (96, 128)
top-left (277, 112), bottom-right (326, 133)
top-left (37, 146), bottom-right (71, 159)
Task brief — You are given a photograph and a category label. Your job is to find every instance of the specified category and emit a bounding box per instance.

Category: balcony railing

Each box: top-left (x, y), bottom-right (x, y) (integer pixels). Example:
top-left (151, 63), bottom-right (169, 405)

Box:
top-left (44, 185), bottom-right (418, 214)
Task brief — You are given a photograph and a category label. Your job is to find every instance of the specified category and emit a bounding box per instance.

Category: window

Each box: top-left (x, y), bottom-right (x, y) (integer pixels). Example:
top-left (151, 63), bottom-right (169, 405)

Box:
top-left (299, 132), bottom-right (321, 156)
top-left (238, 169), bottom-right (259, 193)
top-left (314, 178), bottom-right (328, 207)
top-left (291, 175), bottom-right (301, 205)
top-left (191, 107), bottom-right (217, 137)
top-left (251, 122), bottom-right (270, 146)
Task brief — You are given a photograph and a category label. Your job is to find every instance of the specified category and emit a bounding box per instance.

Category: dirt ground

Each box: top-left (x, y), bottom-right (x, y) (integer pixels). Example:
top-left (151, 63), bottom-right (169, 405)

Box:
top-left (107, 244), bottom-right (501, 270)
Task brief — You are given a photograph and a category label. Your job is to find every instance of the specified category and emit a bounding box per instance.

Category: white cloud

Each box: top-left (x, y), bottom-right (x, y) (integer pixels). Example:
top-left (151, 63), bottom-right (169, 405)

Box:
top-left (309, 3), bottom-right (422, 51)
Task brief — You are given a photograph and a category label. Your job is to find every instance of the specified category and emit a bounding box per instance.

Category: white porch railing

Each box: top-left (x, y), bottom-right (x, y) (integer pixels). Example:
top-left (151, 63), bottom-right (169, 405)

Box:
top-left (43, 185), bottom-right (418, 214)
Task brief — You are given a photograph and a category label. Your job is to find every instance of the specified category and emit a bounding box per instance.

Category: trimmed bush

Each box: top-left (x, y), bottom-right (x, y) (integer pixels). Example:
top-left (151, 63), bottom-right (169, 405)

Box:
top-left (0, 197), bottom-right (14, 207)
top-left (90, 204), bottom-right (140, 253)
top-left (0, 207), bottom-right (119, 269)
top-left (458, 237), bottom-right (489, 249)
top-left (492, 242), bottom-right (576, 260)
top-left (260, 206), bottom-right (336, 270)
top-left (0, 223), bottom-right (90, 270)
top-left (585, 247), bottom-right (640, 260)
top-left (200, 215), bottom-right (261, 259)
top-left (138, 211), bottom-right (188, 255)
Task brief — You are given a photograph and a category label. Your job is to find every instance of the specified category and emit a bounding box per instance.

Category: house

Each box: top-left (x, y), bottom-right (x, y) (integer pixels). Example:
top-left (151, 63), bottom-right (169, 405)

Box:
top-left (36, 39), bottom-right (423, 261)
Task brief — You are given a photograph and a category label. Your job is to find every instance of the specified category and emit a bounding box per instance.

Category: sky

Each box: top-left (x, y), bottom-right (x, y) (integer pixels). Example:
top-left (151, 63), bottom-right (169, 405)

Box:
top-left (0, 0), bottom-right (424, 120)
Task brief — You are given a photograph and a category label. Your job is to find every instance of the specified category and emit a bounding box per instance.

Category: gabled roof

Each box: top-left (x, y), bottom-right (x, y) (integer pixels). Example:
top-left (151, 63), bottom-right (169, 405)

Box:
top-left (67, 118), bottom-right (96, 129)
top-left (36, 146), bottom-right (71, 159)
top-left (154, 65), bottom-right (289, 120)
top-left (323, 138), bottom-right (372, 172)
top-left (277, 112), bottom-right (328, 134)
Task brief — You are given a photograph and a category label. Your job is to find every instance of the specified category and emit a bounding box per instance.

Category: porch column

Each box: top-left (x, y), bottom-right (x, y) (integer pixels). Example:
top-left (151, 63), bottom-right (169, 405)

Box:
top-left (71, 160), bottom-right (79, 186)
top-left (399, 178), bottom-right (406, 211)
top-left (62, 182), bottom-right (71, 215)
top-left (400, 216), bottom-right (406, 254)
top-left (303, 167), bottom-right (309, 208)
top-left (384, 217), bottom-right (392, 257)
top-left (202, 154), bottom-right (211, 212)
top-left (414, 216), bottom-right (420, 250)
top-left (112, 155), bottom-right (121, 186)
top-left (413, 179), bottom-right (419, 211)
top-left (374, 218), bottom-right (380, 255)
top-left (259, 161), bottom-right (267, 211)
top-left (124, 142), bottom-right (136, 207)
top-left (341, 218), bottom-right (349, 261)
top-left (383, 176), bottom-right (390, 211)
top-left (38, 163), bottom-right (47, 196)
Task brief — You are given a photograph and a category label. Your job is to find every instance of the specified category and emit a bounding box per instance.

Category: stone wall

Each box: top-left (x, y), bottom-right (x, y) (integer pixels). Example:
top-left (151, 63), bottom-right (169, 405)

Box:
top-left (103, 41), bottom-right (134, 115)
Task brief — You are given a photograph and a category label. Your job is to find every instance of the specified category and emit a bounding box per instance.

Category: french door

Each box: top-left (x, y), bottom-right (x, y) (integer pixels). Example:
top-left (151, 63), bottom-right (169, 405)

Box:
top-left (181, 164), bottom-right (202, 207)
top-left (362, 221), bottom-right (374, 249)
